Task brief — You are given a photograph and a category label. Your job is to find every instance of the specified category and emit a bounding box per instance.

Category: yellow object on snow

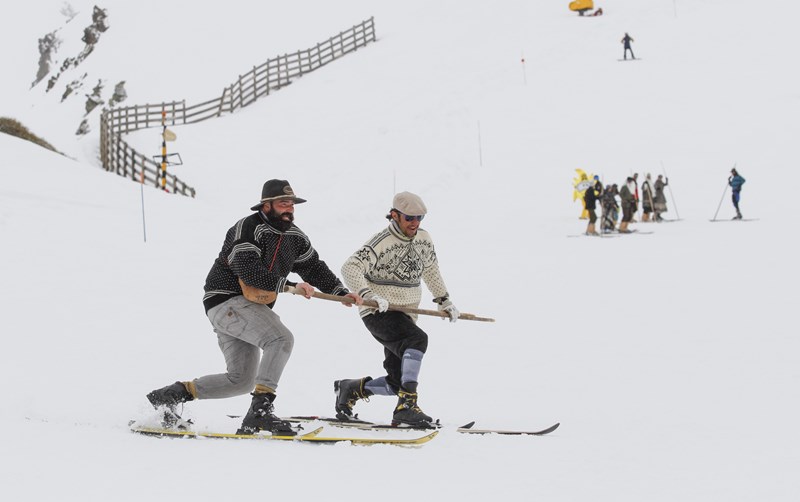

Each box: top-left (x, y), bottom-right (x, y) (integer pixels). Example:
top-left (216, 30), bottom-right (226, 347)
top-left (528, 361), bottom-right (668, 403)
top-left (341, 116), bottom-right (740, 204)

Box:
top-left (573, 168), bottom-right (596, 219)
top-left (569, 0), bottom-right (594, 13)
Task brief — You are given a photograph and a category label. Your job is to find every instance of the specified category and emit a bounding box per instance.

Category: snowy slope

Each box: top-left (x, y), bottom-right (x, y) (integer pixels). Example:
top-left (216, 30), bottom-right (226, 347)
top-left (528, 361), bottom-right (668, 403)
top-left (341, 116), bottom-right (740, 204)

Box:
top-left (2, 1), bottom-right (799, 501)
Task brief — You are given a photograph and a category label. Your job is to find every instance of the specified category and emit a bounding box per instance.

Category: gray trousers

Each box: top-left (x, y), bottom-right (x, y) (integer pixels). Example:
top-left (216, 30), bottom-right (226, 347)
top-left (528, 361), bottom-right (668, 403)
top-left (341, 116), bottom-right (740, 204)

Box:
top-left (193, 296), bottom-right (294, 399)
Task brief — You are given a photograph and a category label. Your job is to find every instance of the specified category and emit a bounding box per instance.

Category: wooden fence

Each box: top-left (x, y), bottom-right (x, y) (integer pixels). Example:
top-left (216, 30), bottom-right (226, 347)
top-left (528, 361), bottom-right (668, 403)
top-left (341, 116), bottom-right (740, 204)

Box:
top-left (99, 17), bottom-right (377, 197)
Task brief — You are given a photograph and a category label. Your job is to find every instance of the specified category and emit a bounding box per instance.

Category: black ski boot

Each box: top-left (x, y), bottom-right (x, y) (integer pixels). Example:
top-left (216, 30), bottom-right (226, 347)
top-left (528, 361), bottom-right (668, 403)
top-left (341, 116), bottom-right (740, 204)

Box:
top-left (237, 393), bottom-right (296, 436)
top-left (146, 381), bottom-right (194, 428)
top-left (392, 389), bottom-right (433, 427)
top-left (334, 376), bottom-right (373, 420)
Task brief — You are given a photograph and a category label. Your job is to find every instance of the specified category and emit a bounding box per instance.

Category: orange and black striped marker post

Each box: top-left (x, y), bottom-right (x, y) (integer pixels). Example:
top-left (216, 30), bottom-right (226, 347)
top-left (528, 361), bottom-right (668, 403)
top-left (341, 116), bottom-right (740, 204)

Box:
top-left (160, 108), bottom-right (168, 191)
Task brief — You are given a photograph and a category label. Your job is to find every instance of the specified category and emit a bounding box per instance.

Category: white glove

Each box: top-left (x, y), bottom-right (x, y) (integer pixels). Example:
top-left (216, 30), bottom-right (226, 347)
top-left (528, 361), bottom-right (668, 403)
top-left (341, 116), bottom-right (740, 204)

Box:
top-left (365, 292), bottom-right (389, 313)
top-left (438, 299), bottom-right (459, 323)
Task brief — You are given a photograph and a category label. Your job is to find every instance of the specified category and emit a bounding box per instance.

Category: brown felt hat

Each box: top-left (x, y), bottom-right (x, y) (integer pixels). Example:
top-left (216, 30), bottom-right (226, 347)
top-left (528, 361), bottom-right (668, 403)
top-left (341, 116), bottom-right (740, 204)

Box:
top-left (250, 179), bottom-right (307, 211)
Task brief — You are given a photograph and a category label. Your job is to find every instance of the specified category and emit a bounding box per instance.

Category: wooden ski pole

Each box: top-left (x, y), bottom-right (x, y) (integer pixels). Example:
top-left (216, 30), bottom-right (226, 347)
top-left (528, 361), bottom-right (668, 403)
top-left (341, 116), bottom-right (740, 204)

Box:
top-left (712, 162), bottom-right (735, 221)
top-left (712, 183), bottom-right (729, 221)
top-left (660, 161), bottom-right (680, 220)
top-left (283, 285), bottom-right (495, 322)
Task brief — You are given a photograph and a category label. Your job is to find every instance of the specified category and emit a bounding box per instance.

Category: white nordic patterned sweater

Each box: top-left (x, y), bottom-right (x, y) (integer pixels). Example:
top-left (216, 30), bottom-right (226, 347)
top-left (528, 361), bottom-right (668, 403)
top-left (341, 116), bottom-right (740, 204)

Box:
top-left (341, 221), bottom-right (449, 321)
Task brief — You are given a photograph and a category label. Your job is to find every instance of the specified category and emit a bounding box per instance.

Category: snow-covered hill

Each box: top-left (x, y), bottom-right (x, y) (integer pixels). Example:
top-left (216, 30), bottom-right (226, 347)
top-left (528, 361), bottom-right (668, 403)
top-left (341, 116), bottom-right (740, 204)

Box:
top-left (2, 1), bottom-right (799, 501)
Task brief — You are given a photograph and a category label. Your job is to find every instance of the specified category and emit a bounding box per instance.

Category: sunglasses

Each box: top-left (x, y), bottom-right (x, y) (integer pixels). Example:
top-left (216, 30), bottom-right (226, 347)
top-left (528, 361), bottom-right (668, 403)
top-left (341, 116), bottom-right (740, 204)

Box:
top-left (397, 211), bottom-right (424, 222)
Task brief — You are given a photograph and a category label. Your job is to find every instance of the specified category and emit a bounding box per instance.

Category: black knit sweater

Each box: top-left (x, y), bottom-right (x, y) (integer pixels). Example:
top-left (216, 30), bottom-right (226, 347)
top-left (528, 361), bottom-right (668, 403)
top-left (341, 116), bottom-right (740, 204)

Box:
top-left (202, 211), bottom-right (348, 313)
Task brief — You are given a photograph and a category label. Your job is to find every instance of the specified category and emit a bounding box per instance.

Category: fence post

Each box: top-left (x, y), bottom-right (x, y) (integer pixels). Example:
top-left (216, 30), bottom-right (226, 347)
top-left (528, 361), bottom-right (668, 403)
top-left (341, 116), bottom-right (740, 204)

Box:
top-left (237, 75), bottom-right (243, 111)
top-left (296, 50), bottom-right (302, 76)
top-left (114, 134), bottom-right (121, 175)
top-left (253, 65), bottom-right (257, 102)
top-left (265, 61), bottom-right (271, 96)
top-left (99, 109), bottom-right (106, 170)
top-left (219, 87), bottom-right (227, 116)
top-left (280, 54), bottom-right (284, 86)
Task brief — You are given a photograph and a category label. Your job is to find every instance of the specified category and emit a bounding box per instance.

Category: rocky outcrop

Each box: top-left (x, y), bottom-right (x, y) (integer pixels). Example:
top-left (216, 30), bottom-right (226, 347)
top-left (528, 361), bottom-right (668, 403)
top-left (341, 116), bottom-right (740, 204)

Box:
top-left (76, 118), bottom-right (91, 136)
top-left (82, 6), bottom-right (109, 43)
top-left (61, 73), bottom-right (87, 102)
top-left (84, 80), bottom-right (105, 115)
top-left (38, 5), bottom-right (109, 93)
top-left (109, 81), bottom-right (127, 106)
top-left (29, 5), bottom-right (120, 137)
top-left (32, 31), bottom-right (62, 89)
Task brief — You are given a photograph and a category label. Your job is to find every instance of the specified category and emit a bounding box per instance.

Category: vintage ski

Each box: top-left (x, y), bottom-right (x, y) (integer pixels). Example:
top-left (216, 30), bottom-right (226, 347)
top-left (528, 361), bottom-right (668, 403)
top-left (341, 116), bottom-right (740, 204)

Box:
top-left (457, 421), bottom-right (560, 436)
top-left (566, 233), bottom-right (620, 238)
top-left (131, 424), bottom-right (437, 446)
top-left (131, 425), bottom-right (323, 441)
top-left (304, 430), bottom-right (438, 446)
top-left (709, 218), bottom-right (759, 222)
top-left (284, 415), bottom-right (442, 431)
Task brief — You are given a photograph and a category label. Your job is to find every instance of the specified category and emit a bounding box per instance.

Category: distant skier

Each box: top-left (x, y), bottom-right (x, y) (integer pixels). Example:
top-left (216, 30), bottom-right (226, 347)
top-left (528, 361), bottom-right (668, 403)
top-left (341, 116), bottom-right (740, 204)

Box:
top-left (728, 168), bottom-right (746, 219)
top-left (621, 33), bottom-right (635, 60)
top-left (641, 173), bottom-right (654, 222)
top-left (601, 184), bottom-right (619, 232)
top-left (618, 177), bottom-right (636, 233)
top-left (653, 175), bottom-right (669, 221)
top-left (583, 176), bottom-right (603, 235)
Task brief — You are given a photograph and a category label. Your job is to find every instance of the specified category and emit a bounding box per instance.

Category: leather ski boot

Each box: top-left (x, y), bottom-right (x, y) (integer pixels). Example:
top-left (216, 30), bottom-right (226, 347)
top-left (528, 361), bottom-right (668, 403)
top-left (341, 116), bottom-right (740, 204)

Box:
top-left (392, 388), bottom-right (432, 427)
top-left (334, 377), bottom-right (373, 420)
top-left (146, 381), bottom-right (194, 428)
top-left (237, 393), bottom-right (296, 436)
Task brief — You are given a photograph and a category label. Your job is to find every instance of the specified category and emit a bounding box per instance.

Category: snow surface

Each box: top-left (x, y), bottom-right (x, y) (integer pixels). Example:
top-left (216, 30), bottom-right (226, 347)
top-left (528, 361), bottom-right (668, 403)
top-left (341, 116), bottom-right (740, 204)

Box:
top-left (2, 1), bottom-right (799, 500)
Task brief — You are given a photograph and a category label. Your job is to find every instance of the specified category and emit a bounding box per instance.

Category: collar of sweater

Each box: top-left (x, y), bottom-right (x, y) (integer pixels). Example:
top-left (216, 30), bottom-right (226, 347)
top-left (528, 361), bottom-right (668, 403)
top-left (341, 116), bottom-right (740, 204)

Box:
top-left (388, 220), bottom-right (415, 241)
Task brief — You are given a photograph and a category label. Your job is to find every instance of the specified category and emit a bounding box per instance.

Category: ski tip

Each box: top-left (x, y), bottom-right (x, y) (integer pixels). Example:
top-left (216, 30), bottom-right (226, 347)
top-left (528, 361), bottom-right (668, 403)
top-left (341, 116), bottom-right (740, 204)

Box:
top-left (296, 426), bottom-right (324, 439)
top-left (527, 422), bottom-right (560, 436)
top-left (458, 421), bottom-right (476, 429)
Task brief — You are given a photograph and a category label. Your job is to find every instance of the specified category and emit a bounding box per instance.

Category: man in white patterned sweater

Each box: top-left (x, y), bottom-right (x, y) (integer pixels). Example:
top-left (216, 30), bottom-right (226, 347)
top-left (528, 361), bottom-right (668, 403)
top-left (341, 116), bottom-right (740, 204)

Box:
top-left (335, 191), bottom-right (459, 426)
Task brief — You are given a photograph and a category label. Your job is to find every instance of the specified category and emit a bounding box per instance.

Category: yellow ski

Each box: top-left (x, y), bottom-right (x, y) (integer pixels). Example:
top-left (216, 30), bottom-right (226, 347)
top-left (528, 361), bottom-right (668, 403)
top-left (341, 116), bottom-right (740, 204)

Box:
top-left (297, 430), bottom-right (438, 446)
top-left (130, 425), bottom-right (437, 446)
top-left (130, 425), bottom-right (323, 441)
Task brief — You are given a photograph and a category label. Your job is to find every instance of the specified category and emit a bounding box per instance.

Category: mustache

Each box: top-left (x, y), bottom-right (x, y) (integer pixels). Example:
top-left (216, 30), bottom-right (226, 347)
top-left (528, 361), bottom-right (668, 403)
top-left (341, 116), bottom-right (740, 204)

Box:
top-left (268, 209), bottom-right (293, 221)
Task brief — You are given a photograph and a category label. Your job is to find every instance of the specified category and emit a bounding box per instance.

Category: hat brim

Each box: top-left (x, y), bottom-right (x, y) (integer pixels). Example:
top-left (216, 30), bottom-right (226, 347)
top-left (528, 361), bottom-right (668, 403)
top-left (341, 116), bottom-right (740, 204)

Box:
top-left (250, 196), bottom-right (307, 211)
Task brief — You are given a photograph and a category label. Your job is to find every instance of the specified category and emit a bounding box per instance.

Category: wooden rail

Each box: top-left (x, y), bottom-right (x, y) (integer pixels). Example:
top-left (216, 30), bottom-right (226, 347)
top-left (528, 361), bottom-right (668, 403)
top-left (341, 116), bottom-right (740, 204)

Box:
top-left (99, 17), bottom-right (377, 197)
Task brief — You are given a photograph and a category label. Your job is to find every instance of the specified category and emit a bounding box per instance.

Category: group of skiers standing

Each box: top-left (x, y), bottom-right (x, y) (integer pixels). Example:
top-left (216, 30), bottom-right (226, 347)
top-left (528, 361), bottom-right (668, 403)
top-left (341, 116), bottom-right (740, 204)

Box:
top-left (584, 173), bottom-right (669, 235)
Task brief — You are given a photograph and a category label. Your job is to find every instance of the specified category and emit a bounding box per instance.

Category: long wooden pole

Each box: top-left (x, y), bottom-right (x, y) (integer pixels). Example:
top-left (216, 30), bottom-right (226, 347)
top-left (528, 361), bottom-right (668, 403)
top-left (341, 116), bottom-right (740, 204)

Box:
top-left (283, 286), bottom-right (495, 322)
top-left (660, 161), bottom-right (680, 220)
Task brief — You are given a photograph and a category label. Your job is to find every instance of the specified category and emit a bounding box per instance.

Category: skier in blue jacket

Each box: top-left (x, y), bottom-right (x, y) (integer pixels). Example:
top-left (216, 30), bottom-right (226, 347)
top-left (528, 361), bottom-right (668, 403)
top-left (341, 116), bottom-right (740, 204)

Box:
top-left (621, 33), bottom-right (635, 60)
top-left (728, 168), bottom-right (746, 219)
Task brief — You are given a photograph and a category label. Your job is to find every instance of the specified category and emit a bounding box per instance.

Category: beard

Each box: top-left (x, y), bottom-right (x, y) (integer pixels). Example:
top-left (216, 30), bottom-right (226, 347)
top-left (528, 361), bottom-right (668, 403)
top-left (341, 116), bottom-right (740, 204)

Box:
top-left (266, 208), bottom-right (294, 232)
